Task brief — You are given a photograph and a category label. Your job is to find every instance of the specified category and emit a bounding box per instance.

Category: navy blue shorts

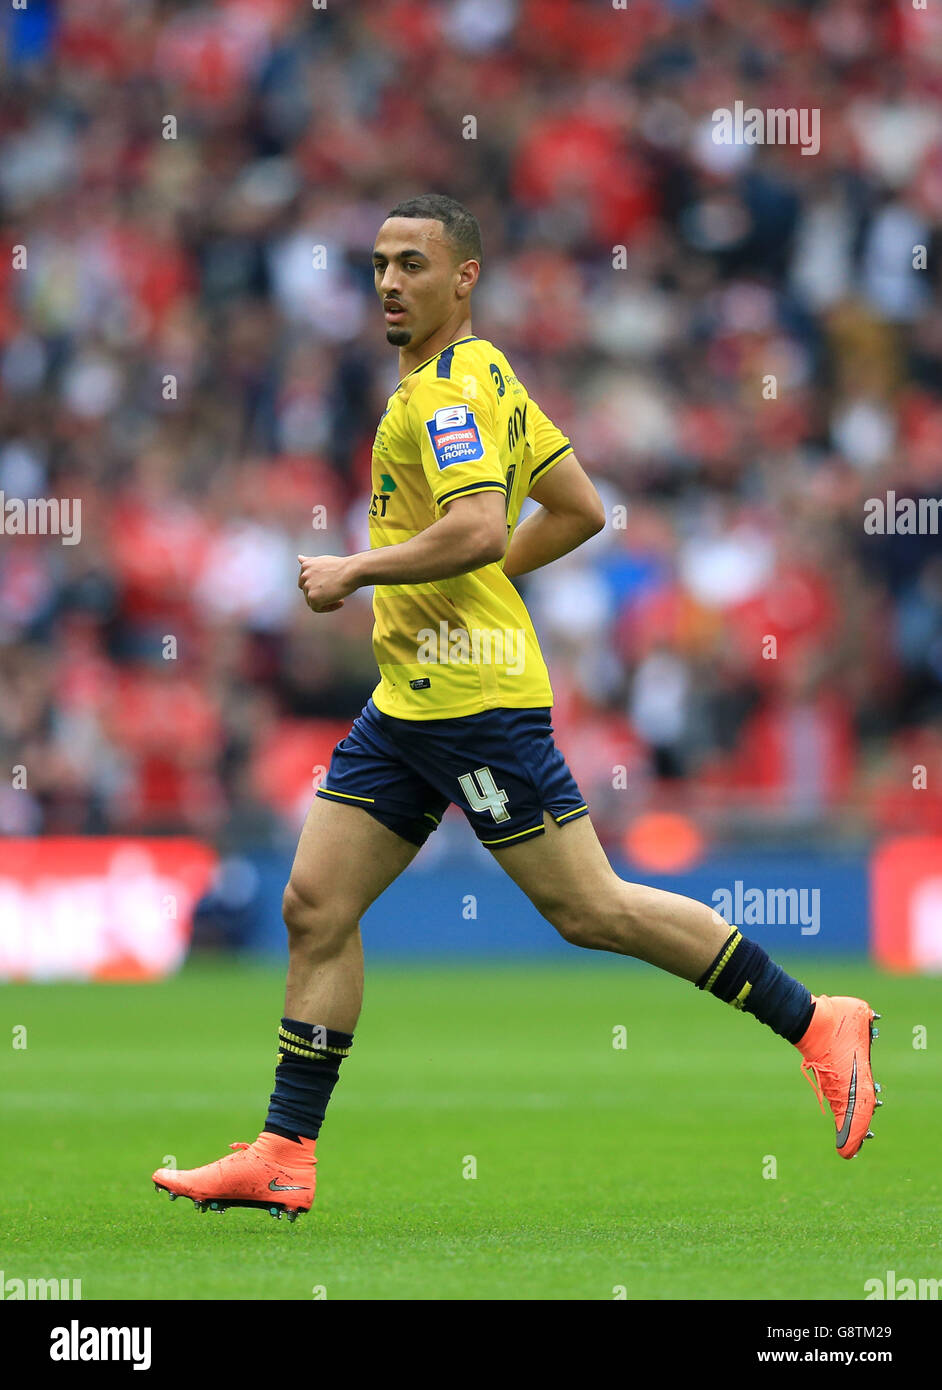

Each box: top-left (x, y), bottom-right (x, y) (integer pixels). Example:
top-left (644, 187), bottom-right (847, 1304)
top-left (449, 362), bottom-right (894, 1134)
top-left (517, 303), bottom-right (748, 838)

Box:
top-left (316, 699), bottom-right (589, 849)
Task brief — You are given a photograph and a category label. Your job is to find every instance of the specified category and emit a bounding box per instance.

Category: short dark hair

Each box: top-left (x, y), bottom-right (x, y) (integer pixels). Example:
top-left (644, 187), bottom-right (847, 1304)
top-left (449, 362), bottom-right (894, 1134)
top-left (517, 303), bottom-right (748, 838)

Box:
top-left (385, 194), bottom-right (483, 266)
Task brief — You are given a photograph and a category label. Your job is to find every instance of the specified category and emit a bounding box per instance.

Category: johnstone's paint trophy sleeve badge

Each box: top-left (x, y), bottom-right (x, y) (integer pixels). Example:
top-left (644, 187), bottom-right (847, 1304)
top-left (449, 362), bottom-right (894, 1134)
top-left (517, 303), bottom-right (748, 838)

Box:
top-left (424, 404), bottom-right (486, 469)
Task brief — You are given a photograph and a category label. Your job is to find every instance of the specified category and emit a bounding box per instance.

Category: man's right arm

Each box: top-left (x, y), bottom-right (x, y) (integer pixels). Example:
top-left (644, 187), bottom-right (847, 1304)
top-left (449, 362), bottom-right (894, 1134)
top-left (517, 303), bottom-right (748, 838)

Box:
top-left (502, 453), bottom-right (606, 579)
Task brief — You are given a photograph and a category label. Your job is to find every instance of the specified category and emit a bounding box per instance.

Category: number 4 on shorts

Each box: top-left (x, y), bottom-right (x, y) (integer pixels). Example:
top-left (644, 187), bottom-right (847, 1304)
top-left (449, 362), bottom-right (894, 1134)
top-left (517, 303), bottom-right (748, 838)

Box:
top-left (458, 766), bottom-right (511, 823)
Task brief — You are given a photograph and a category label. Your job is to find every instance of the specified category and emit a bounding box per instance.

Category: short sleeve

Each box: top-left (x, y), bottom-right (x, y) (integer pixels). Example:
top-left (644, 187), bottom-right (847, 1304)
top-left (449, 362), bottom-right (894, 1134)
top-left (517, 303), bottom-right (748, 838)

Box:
top-left (526, 397), bottom-right (573, 491)
top-left (408, 375), bottom-right (507, 514)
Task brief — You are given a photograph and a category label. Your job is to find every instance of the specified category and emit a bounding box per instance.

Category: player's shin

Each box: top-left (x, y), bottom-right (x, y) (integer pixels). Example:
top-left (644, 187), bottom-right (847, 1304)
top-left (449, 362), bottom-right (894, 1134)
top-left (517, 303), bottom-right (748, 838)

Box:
top-left (264, 1020), bottom-right (355, 1145)
top-left (695, 930), bottom-right (815, 1043)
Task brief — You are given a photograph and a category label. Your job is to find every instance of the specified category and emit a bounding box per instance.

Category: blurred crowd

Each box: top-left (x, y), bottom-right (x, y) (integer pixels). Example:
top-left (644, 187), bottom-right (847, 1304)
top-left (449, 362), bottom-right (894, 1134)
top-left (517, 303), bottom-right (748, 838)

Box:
top-left (1, 0), bottom-right (942, 852)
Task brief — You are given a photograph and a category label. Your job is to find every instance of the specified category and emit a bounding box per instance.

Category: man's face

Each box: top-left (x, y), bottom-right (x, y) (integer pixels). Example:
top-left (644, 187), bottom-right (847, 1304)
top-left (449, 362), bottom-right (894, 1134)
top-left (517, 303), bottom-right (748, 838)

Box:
top-left (372, 217), bottom-right (475, 348)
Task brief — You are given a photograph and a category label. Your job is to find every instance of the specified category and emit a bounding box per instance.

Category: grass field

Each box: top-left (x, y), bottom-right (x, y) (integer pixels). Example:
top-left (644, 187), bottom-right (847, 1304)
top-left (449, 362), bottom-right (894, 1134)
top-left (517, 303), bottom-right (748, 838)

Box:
top-left (2, 955), bottom-right (940, 1301)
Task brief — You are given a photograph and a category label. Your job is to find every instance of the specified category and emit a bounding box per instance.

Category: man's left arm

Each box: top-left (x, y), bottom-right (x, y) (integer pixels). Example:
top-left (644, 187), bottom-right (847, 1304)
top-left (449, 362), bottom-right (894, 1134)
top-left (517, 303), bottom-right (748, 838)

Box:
top-left (502, 453), bottom-right (606, 580)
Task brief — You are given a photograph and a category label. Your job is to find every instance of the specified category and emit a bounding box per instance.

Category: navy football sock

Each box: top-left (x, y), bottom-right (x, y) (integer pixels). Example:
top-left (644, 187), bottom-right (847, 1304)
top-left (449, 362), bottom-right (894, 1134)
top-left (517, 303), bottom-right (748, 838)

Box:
top-left (264, 1018), bottom-right (354, 1143)
top-left (696, 931), bottom-right (815, 1044)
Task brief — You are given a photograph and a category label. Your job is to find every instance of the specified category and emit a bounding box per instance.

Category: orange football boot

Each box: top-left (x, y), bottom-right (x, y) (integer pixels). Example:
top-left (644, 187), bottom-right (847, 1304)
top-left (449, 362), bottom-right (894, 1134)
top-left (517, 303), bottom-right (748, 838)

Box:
top-left (795, 995), bottom-right (883, 1159)
top-left (152, 1132), bottom-right (316, 1221)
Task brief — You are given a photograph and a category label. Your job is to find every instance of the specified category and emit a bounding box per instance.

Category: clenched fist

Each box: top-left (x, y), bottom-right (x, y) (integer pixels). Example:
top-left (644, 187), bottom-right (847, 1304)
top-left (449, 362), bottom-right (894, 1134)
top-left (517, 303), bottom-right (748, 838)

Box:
top-left (297, 554), bottom-right (360, 612)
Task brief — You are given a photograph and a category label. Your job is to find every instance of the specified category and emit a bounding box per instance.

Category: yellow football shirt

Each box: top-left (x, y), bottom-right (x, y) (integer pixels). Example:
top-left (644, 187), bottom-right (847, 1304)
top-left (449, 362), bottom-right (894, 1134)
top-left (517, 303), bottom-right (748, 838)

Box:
top-left (367, 335), bottom-right (573, 720)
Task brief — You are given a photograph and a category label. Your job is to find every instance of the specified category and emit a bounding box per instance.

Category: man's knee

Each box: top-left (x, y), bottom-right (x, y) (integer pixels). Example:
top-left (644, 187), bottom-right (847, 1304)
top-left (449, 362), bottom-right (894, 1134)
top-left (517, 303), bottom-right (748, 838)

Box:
top-left (282, 878), bottom-right (356, 951)
top-left (544, 882), bottom-right (634, 953)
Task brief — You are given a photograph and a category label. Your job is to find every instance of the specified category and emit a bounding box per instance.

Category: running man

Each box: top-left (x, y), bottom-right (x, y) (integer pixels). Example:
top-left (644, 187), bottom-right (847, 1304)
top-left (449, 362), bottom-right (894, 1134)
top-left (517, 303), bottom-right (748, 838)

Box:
top-left (153, 194), bottom-right (881, 1221)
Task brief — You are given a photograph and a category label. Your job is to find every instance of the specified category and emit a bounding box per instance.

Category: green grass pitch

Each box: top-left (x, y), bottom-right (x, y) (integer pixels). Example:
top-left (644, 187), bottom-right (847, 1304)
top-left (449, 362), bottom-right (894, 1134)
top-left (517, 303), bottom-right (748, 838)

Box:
top-left (2, 955), bottom-right (940, 1300)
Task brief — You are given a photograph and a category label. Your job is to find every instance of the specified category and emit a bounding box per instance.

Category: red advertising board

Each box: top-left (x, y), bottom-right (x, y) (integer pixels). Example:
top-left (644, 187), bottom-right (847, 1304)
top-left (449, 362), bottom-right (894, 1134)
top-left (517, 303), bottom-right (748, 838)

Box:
top-left (871, 836), bottom-right (942, 973)
top-left (0, 839), bottom-right (217, 981)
